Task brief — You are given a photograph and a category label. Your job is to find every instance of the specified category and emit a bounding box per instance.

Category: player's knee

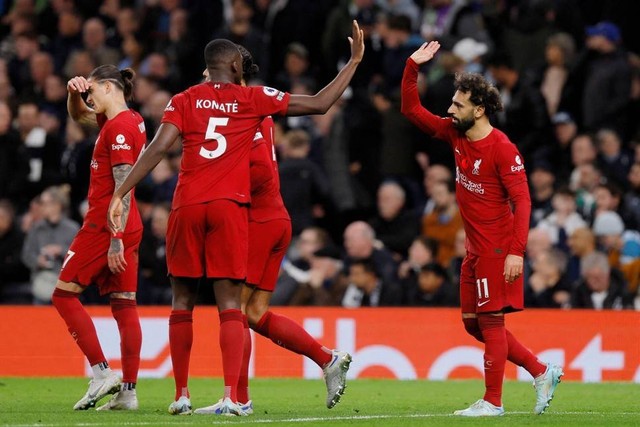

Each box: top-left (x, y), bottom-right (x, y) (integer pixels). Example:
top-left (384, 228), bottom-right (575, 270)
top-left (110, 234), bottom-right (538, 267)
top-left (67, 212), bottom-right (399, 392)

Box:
top-left (462, 317), bottom-right (484, 342)
top-left (245, 303), bottom-right (267, 328)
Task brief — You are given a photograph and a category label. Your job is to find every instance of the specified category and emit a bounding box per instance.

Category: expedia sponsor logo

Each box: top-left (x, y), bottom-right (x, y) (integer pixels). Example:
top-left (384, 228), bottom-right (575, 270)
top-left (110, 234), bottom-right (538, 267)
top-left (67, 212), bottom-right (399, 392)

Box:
top-left (511, 155), bottom-right (525, 172)
top-left (112, 143), bottom-right (131, 151)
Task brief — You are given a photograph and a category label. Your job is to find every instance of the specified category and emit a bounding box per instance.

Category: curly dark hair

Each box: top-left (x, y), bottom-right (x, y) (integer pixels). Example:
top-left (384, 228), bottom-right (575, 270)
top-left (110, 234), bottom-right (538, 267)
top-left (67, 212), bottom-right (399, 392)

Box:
top-left (236, 44), bottom-right (259, 80)
top-left (453, 72), bottom-right (503, 115)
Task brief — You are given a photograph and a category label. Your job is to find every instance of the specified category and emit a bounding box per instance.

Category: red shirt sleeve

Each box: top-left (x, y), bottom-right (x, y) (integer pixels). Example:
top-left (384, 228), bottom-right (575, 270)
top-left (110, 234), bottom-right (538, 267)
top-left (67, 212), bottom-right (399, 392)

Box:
top-left (104, 125), bottom-right (139, 167)
top-left (400, 58), bottom-right (452, 141)
top-left (495, 143), bottom-right (531, 256)
top-left (248, 86), bottom-right (290, 117)
top-left (160, 92), bottom-right (185, 132)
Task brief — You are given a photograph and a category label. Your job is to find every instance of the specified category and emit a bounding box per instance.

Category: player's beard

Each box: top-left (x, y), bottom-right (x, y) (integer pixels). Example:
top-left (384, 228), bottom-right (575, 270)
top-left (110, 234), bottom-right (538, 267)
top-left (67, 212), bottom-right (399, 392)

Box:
top-left (452, 115), bottom-right (475, 132)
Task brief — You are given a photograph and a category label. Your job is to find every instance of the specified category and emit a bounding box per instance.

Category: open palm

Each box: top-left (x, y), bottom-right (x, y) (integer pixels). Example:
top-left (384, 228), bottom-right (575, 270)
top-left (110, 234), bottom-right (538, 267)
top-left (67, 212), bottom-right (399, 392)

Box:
top-left (410, 41), bottom-right (441, 65)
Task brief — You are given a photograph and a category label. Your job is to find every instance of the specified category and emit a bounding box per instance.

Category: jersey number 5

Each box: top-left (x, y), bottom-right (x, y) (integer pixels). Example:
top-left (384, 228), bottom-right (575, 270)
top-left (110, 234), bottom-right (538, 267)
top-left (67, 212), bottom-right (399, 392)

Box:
top-left (199, 117), bottom-right (229, 159)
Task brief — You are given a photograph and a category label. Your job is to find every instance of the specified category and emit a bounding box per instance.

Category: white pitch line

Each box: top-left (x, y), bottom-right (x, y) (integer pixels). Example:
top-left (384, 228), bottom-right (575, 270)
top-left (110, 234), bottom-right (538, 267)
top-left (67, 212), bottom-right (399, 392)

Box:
top-left (3, 411), bottom-right (640, 427)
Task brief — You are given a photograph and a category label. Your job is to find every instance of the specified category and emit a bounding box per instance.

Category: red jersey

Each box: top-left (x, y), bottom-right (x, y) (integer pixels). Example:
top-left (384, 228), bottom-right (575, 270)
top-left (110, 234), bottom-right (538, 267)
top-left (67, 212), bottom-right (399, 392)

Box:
top-left (161, 82), bottom-right (290, 209)
top-left (401, 58), bottom-right (531, 258)
top-left (249, 116), bottom-right (290, 222)
top-left (83, 110), bottom-right (145, 233)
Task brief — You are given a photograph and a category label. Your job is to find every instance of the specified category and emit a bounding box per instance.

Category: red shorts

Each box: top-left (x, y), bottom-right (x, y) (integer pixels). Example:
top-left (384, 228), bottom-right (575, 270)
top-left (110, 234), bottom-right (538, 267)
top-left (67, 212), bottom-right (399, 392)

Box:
top-left (166, 200), bottom-right (248, 279)
top-left (59, 228), bottom-right (142, 296)
top-left (459, 253), bottom-right (523, 314)
top-left (247, 219), bottom-right (291, 291)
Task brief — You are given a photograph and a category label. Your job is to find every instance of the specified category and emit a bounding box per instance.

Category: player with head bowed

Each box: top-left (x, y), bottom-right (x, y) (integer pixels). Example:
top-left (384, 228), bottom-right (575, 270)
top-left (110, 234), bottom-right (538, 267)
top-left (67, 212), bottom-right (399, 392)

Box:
top-left (108, 21), bottom-right (364, 416)
top-left (401, 41), bottom-right (563, 417)
top-left (53, 65), bottom-right (146, 411)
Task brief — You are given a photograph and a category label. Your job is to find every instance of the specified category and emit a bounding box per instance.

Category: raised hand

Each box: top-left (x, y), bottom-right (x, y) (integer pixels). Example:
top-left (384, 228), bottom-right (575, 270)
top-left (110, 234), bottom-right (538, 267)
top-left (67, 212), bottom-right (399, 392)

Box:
top-left (348, 20), bottom-right (365, 64)
top-left (410, 41), bottom-right (441, 65)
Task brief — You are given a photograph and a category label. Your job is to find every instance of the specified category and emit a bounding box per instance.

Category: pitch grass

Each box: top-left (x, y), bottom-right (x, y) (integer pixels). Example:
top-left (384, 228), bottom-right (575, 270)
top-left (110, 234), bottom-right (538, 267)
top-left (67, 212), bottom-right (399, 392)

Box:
top-left (1, 378), bottom-right (639, 426)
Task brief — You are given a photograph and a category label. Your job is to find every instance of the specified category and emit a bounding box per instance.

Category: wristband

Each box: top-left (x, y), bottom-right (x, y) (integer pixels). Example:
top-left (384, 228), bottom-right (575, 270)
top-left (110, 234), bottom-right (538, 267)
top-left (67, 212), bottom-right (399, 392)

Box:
top-left (113, 231), bottom-right (124, 239)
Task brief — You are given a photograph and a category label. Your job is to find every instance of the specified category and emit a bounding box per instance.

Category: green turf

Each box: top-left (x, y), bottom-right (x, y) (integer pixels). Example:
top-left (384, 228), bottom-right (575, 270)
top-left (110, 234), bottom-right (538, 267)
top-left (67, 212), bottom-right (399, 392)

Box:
top-left (0, 378), bottom-right (638, 426)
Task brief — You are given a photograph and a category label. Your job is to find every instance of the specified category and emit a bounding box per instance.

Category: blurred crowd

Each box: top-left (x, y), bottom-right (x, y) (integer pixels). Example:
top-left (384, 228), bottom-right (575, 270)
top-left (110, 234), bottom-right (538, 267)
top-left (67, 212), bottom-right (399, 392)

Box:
top-left (0, 0), bottom-right (639, 310)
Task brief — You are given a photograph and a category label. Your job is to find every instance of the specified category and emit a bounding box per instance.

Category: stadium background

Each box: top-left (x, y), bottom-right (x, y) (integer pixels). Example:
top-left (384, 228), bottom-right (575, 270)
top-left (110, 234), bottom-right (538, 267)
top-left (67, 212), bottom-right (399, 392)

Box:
top-left (0, 0), bottom-right (639, 383)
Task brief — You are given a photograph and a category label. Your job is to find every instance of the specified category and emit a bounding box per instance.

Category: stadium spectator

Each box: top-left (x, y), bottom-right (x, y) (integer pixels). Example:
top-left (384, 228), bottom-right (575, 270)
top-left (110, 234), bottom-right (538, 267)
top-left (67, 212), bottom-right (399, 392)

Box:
top-left (59, 120), bottom-right (93, 222)
top-left (402, 41), bottom-right (562, 417)
top-left (421, 179), bottom-right (462, 267)
top-left (536, 187), bottom-right (587, 251)
top-left (0, 101), bottom-right (30, 210)
top-left (50, 9), bottom-right (83, 73)
top-left (21, 185), bottom-right (78, 304)
top-left (485, 51), bottom-right (551, 166)
top-left (404, 262), bottom-right (458, 307)
top-left (547, 111), bottom-right (577, 185)
top-left (289, 243), bottom-right (346, 306)
top-left (271, 226), bottom-right (331, 306)
top-left (53, 65), bottom-right (146, 411)
top-left (81, 18), bottom-right (120, 67)
top-left (566, 227), bottom-right (598, 285)
top-left (369, 180), bottom-right (420, 260)
top-left (279, 129), bottom-right (330, 236)
top-left (16, 101), bottom-right (62, 200)
top-left (529, 160), bottom-right (556, 227)
top-left (571, 251), bottom-right (632, 309)
top-left (534, 33), bottom-right (576, 118)
top-left (572, 21), bottom-right (632, 136)
top-left (108, 25), bottom-right (364, 415)
top-left (342, 257), bottom-right (402, 307)
top-left (342, 221), bottom-right (401, 305)
top-left (0, 199), bottom-right (31, 303)
top-left (525, 248), bottom-right (571, 308)
top-left (624, 163), bottom-right (640, 231)
top-left (138, 202), bottom-right (171, 305)
top-left (592, 210), bottom-right (640, 292)
top-left (595, 128), bottom-right (633, 191)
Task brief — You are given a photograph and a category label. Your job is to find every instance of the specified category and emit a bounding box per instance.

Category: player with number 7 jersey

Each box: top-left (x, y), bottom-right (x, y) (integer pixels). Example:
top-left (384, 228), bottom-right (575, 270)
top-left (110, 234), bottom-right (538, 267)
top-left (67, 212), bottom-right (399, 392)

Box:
top-left (108, 21), bottom-right (365, 416)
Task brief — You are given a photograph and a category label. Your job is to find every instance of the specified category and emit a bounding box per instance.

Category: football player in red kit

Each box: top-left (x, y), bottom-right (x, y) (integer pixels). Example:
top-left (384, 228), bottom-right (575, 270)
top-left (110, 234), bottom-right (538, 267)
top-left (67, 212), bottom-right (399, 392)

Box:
top-left (401, 41), bottom-right (563, 416)
top-left (108, 21), bottom-right (364, 416)
top-left (229, 46), bottom-right (351, 415)
top-left (53, 65), bottom-right (146, 411)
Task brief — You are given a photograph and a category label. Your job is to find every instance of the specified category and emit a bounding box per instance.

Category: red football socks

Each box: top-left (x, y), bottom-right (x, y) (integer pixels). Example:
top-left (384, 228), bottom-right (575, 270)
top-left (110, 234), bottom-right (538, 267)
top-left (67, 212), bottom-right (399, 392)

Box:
top-left (219, 309), bottom-right (244, 402)
top-left (506, 330), bottom-right (547, 378)
top-left (463, 317), bottom-right (546, 378)
top-left (254, 311), bottom-right (331, 367)
top-left (478, 315), bottom-right (507, 407)
top-left (52, 288), bottom-right (106, 366)
top-left (237, 315), bottom-right (252, 404)
top-left (169, 310), bottom-right (193, 400)
top-left (110, 298), bottom-right (141, 384)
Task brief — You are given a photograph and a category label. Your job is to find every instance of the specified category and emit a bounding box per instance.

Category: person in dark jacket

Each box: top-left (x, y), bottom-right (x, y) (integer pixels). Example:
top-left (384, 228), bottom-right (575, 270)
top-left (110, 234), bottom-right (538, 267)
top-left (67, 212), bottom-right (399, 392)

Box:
top-left (571, 251), bottom-right (632, 310)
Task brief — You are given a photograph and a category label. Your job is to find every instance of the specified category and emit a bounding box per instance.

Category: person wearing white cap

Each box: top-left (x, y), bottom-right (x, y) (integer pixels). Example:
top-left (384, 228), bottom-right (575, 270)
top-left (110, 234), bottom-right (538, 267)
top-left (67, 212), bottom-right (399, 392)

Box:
top-left (592, 210), bottom-right (640, 292)
top-left (452, 37), bottom-right (488, 74)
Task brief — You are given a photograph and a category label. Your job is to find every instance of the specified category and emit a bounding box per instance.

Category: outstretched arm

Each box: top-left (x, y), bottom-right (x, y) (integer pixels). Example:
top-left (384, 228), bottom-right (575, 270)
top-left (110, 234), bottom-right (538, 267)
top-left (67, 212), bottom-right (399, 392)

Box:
top-left (67, 76), bottom-right (99, 129)
top-left (400, 41), bottom-right (448, 136)
top-left (108, 123), bottom-right (180, 233)
top-left (286, 20), bottom-right (364, 116)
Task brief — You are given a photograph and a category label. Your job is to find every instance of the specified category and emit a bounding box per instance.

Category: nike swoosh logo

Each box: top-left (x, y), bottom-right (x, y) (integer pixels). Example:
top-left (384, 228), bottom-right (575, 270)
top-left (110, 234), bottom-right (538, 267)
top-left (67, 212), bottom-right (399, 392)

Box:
top-left (330, 354), bottom-right (339, 367)
top-left (478, 300), bottom-right (490, 307)
top-left (455, 148), bottom-right (461, 155)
